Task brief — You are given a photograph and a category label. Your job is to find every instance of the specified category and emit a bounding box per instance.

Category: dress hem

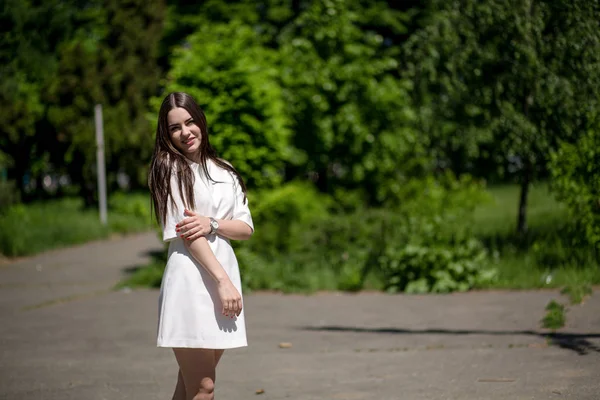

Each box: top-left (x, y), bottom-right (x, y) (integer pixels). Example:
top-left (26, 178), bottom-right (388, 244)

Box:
top-left (157, 340), bottom-right (248, 350)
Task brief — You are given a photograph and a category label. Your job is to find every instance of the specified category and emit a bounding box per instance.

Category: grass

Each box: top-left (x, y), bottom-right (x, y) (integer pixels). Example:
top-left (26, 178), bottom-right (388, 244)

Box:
top-left (541, 300), bottom-right (566, 330)
top-left (120, 182), bottom-right (599, 293)
top-left (472, 182), bottom-right (600, 290)
top-left (561, 284), bottom-right (593, 305)
top-left (0, 192), bottom-right (153, 257)
top-left (117, 259), bottom-right (165, 289)
top-left (7, 182), bottom-right (597, 296)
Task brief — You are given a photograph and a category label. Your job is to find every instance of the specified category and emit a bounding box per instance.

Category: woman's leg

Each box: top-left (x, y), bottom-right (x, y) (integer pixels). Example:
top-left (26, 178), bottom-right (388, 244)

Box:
top-left (173, 348), bottom-right (218, 400)
top-left (172, 369), bottom-right (186, 400)
top-left (214, 350), bottom-right (225, 368)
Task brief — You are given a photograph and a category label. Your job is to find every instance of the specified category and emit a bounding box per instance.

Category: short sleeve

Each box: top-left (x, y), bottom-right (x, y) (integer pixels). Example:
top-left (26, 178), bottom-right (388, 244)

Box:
top-left (232, 175), bottom-right (254, 232)
top-left (162, 172), bottom-right (186, 242)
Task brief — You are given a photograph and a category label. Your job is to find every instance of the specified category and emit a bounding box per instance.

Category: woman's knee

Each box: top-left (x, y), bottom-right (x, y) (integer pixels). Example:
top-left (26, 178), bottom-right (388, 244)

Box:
top-left (192, 377), bottom-right (215, 400)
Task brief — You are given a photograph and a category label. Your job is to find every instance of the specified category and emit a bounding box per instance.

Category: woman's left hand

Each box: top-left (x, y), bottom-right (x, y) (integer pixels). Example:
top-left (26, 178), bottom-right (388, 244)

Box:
top-left (176, 209), bottom-right (212, 241)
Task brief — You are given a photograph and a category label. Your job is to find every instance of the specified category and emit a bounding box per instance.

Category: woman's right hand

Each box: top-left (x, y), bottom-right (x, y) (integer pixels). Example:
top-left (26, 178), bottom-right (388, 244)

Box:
top-left (217, 278), bottom-right (243, 318)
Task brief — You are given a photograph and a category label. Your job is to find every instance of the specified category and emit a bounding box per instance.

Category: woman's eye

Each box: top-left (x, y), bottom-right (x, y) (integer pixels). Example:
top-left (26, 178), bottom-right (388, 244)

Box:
top-left (186, 120), bottom-right (194, 126)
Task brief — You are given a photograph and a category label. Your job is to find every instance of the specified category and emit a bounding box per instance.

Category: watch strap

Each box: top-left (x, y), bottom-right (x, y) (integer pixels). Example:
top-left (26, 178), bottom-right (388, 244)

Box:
top-left (209, 217), bottom-right (218, 234)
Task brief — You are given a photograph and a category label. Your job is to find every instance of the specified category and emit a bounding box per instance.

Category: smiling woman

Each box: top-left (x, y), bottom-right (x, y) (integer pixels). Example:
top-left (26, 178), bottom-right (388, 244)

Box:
top-left (168, 108), bottom-right (202, 155)
top-left (148, 92), bottom-right (254, 400)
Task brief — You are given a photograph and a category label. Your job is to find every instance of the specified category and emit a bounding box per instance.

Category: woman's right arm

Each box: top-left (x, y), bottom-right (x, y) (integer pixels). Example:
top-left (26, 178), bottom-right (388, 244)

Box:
top-left (183, 238), bottom-right (242, 318)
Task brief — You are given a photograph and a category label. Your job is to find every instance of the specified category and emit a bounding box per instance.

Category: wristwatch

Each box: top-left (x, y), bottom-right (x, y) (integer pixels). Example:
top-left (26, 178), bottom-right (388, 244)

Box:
top-left (209, 217), bottom-right (219, 235)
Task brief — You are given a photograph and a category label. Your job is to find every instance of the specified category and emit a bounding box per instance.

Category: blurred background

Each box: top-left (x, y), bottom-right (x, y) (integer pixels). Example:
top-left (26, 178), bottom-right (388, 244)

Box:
top-left (1, 0), bottom-right (599, 298)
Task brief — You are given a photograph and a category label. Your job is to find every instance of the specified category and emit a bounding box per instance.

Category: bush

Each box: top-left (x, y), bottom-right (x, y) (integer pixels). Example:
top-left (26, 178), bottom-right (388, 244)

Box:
top-left (379, 230), bottom-right (493, 294)
top-left (242, 181), bottom-right (334, 258)
top-left (237, 174), bottom-right (496, 293)
top-left (550, 128), bottom-right (600, 253)
top-left (373, 173), bottom-right (495, 293)
top-left (127, 175), bottom-right (496, 294)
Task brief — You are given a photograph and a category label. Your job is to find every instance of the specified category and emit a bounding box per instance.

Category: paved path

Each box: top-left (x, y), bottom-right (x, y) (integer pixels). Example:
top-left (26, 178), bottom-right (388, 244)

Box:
top-left (0, 232), bottom-right (599, 400)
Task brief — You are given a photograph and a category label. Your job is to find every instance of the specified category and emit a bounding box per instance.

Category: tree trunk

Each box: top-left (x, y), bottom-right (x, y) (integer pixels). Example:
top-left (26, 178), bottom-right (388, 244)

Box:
top-left (12, 141), bottom-right (31, 203)
top-left (517, 160), bottom-right (532, 235)
top-left (316, 164), bottom-right (329, 194)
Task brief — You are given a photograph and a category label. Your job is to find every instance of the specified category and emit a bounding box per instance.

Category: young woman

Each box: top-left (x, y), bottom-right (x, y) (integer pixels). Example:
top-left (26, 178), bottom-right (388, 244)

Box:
top-left (149, 92), bottom-right (254, 400)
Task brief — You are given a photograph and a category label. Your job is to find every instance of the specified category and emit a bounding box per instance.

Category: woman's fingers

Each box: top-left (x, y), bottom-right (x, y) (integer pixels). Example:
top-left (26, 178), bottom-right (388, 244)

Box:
top-left (236, 299), bottom-right (243, 316)
top-left (218, 282), bottom-right (242, 318)
top-left (184, 209), bottom-right (197, 217)
top-left (185, 227), bottom-right (211, 240)
top-left (184, 228), bottom-right (204, 241)
top-left (177, 215), bottom-right (211, 239)
top-left (222, 298), bottom-right (242, 318)
top-left (223, 300), bottom-right (232, 317)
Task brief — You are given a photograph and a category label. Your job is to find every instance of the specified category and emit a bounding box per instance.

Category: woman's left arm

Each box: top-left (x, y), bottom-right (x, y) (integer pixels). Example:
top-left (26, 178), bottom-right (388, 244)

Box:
top-left (176, 209), bottom-right (253, 241)
top-left (177, 170), bottom-right (254, 241)
top-left (214, 218), bottom-right (253, 241)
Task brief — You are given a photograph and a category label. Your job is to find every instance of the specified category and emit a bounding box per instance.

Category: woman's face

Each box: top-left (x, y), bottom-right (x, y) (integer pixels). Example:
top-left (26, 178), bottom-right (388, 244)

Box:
top-left (167, 107), bottom-right (202, 159)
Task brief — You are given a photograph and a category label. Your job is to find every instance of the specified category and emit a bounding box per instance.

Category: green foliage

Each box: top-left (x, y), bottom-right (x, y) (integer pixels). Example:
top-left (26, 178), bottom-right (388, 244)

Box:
top-left (540, 283), bottom-right (591, 333)
top-left (124, 182), bottom-right (598, 294)
top-left (541, 300), bottom-right (566, 330)
top-left (379, 231), bottom-right (493, 294)
top-left (471, 183), bottom-right (600, 290)
top-left (403, 0), bottom-right (600, 233)
top-left (155, 19), bottom-right (296, 188)
top-left (47, 0), bottom-right (166, 196)
top-left (0, 199), bottom-right (108, 257)
top-left (235, 247), bottom-right (341, 294)
top-left (234, 175), bottom-right (495, 293)
top-left (561, 284), bottom-right (592, 306)
top-left (279, 0), bottom-right (422, 203)
top-left (405, 0), bottom-right (600, 174)
top-left (117, 259), bottom-right (165, 289)
top-left (108, 192), bottom-right (152, 220)
top-left (0, 0), bottom-right (78, 194)
top-left (550, 128), bottom-right (600, 251)
top-left (398, 173), bottom-right (491, 225)
top-left (241, 181), bottom-right (333, 258)
top-left (0, 194), bottom-right (152, 257)
top-left (5, 1), bottom-right (597, 302)
top-left (372, 173), bottom-right (496, 293)
top-left (1, 0), bottom-right (166, 201)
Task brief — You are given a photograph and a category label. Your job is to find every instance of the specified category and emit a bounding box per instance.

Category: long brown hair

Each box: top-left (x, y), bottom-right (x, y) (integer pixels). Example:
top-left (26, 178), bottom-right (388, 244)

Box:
top-left (148, 92), bottom-right (247, 225)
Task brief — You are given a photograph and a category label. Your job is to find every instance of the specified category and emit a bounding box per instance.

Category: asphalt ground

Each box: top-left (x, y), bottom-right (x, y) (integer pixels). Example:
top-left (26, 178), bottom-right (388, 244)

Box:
top-left (1, 231), bottom-right (599, 400)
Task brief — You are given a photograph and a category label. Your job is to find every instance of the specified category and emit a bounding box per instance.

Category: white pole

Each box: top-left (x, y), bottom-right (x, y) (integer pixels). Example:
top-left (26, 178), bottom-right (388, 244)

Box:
top-left (94, 104), bottom-right (107, 225)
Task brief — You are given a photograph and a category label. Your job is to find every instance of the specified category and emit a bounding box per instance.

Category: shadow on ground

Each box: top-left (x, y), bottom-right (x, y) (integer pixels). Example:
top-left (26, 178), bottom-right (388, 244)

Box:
top-left (302, 325), bottom-right (600, 355)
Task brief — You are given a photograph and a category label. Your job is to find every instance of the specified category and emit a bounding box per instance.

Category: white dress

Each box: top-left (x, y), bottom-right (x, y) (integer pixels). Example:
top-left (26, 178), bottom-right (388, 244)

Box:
top-left (157, 158), bottom-right (253, 349)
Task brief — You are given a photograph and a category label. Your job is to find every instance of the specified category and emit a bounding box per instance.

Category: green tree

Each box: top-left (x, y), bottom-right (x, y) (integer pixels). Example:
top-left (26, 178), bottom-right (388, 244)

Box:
top-left (1, 0), bottom-right (166, 203)
top-left (279, 0), bottom-right (422, 205)
top-left (156, 19), bottom-right (296, 188)
top-left (47, 0), bottom-right (166, 204)
top-left (403, 0), bottom-right (600, 234)
top-left (0, 0), bottom-right (77, 198)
